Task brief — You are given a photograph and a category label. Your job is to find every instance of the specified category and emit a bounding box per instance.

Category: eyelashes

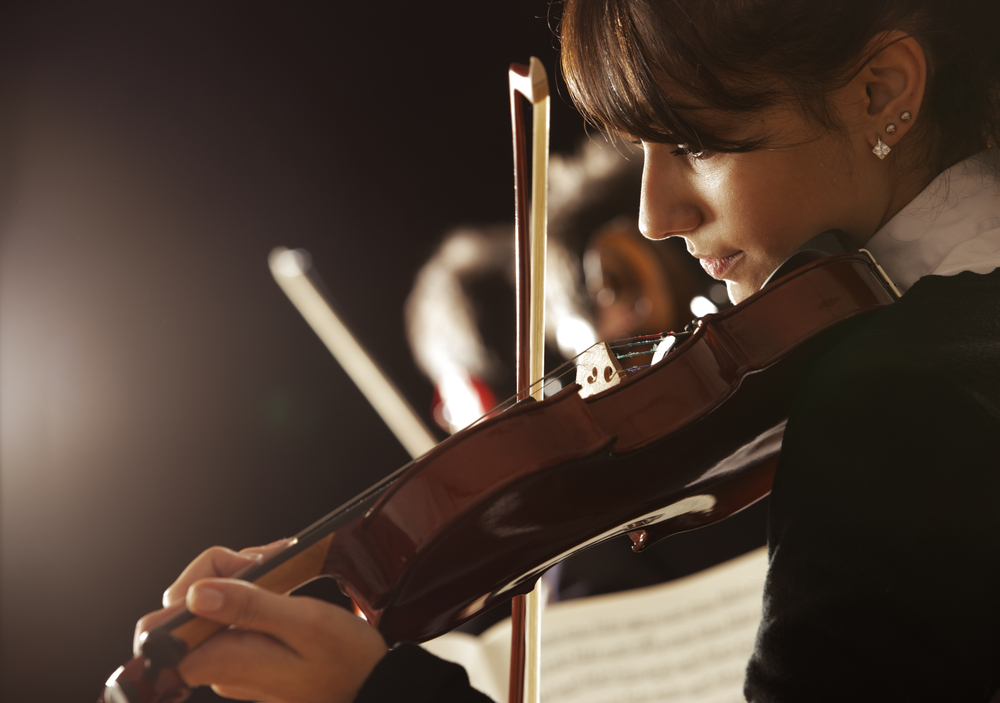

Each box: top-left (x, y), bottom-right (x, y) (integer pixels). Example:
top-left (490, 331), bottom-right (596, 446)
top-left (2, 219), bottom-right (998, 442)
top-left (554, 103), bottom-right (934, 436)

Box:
top-left (628, 139), bottom-right (712, 160)
top-left (671, 144), bottom-right (711, 159)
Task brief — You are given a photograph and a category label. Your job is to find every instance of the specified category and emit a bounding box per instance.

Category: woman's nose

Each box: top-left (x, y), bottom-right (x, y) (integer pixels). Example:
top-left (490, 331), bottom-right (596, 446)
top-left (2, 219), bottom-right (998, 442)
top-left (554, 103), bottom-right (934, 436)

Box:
top-left (639, 145), bottom-right (702, 240)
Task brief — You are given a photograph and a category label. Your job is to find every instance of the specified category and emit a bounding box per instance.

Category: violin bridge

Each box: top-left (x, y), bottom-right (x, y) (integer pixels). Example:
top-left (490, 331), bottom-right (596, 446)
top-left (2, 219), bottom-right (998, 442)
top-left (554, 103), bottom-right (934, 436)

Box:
top-left (575, 342), bottom-right (624, 399)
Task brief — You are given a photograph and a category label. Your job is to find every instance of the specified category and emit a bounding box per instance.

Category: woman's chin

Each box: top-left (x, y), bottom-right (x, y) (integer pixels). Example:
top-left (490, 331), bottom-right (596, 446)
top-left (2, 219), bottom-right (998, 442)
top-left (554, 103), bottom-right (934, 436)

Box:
top-left (724, 280), bottom-right (754, 304)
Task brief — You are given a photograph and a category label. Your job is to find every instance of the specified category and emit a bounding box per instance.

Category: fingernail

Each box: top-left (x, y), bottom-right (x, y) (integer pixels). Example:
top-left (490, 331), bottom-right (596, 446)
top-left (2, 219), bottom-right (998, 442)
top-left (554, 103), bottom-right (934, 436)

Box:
top-left (187, 584), bottom-right (225, 613)
top-left (242, 537), bottom-right (294, 555)
top-left (262, 537), bottom-right (294, 549)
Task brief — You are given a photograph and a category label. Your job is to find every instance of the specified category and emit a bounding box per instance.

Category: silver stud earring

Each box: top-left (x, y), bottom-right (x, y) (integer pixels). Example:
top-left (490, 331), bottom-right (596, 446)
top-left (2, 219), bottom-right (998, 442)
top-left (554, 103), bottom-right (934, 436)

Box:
top-left (872, 136), bottom-right (891, 160)
top-left (885, 123), bottom-right (897, 135)
top-left (900, 111), bottom-right (912, 122)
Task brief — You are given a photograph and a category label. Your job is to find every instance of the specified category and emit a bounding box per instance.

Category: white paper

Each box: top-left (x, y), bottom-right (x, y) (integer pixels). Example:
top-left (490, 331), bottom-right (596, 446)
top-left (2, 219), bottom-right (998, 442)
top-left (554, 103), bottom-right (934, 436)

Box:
top-left (422, 547), bottom-right (768, 703)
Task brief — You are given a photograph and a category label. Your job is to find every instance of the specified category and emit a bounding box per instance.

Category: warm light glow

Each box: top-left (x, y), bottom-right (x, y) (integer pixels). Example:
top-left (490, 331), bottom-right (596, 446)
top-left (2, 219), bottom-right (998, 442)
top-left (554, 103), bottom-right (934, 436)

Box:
top-left (690, 295), bottom-right (719, 318)
top-left (555, 316), bottom-right (597, 358)
top-left (651, 336), bottom-right (677, 365)
top-left (438, 365), bottom-right (486, 433)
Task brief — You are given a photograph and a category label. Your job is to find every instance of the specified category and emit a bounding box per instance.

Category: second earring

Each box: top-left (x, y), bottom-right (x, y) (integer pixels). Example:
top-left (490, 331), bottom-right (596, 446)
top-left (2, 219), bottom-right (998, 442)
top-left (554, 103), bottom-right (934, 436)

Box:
top-left (873, 137), bottom-right (891, 160)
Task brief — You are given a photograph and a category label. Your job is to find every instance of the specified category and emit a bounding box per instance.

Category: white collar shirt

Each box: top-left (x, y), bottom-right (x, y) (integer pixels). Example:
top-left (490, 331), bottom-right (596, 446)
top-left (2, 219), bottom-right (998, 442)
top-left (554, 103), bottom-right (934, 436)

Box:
top-left (865, 148), bottom-right (1000, 294)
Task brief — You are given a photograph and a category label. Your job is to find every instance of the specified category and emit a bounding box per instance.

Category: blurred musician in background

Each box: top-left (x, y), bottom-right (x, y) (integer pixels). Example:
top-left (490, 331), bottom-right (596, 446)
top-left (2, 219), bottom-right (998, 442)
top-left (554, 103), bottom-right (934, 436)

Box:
top-left (406, 140), bottom-right (728, 434)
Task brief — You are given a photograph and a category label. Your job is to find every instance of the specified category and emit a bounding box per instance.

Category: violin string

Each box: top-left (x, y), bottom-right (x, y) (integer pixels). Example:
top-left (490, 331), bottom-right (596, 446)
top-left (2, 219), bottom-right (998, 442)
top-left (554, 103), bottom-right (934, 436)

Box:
top-left (614, 348), bottom-right (660, 360)
top-left (608, 337), bottom-right (668, 353)
top-left (610, 338), bottom-right (666, 362)
top-left (609, 334), bottom-right (670, 349)
top-left (626, 332), bottom-right (672, 341)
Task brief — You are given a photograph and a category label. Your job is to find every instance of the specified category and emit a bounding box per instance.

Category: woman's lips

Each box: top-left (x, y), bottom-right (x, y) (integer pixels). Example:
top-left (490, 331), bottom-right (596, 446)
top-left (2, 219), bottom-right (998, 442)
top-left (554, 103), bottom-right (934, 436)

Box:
top-left (699, 251), bottom-right (743, 279)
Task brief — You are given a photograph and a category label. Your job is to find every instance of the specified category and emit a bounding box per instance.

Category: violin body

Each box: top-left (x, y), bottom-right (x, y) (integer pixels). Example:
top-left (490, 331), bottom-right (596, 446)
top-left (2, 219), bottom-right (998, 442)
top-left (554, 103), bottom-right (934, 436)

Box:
top-left (102, 252), bottom-right (895, 703)
top-left (333, 252), bottom-right (893, 643)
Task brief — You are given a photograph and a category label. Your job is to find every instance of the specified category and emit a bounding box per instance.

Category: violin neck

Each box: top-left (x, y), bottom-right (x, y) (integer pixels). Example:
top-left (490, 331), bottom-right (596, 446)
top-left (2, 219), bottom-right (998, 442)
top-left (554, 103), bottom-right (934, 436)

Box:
top-left (141, 467), bottom-right (402, 670)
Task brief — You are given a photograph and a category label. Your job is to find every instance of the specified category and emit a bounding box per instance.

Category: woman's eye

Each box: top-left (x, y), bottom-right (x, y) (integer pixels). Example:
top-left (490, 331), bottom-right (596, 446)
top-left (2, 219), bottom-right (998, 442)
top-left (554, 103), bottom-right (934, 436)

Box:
top-left (671, 144), bottom-right (710, 160)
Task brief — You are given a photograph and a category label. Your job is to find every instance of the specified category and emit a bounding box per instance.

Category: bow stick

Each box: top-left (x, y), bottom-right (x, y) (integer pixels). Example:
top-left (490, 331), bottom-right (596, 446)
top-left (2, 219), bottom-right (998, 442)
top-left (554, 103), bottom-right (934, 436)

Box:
top-left (508, 56), bottom-right (550, 703)
top-left (268, 247), bottom-right (438, 460)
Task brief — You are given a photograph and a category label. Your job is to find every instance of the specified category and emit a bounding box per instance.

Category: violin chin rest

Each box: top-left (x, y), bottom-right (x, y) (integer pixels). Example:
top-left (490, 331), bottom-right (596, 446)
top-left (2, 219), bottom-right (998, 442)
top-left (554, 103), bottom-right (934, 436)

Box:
top-left (762, 229), bottom-right (854, 289)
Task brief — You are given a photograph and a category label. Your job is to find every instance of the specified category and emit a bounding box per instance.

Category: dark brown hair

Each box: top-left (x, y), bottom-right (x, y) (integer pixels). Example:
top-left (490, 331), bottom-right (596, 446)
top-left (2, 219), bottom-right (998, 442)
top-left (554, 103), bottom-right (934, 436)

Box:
top-left (559, 0), bottom-right (1000, 172)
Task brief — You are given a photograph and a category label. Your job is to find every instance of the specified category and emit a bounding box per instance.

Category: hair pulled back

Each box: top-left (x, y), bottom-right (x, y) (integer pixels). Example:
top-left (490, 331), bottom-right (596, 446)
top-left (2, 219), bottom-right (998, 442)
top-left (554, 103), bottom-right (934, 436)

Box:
top-left (559, 0), bottom-right (1000, 172)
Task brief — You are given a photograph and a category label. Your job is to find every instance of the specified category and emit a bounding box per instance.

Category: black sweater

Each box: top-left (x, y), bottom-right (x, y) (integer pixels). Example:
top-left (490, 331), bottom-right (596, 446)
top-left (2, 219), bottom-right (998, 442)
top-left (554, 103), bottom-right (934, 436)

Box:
top-left (745, 269), bottom-right (1000, 701)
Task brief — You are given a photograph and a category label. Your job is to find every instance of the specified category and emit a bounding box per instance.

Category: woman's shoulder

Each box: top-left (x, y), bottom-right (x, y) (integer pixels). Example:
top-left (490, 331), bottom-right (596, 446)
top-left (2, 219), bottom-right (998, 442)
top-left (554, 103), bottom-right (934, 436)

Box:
top-left (767, 268), bottom-right (1000, 579)
top-left (801, 268), bottom-right (1000, 396)
top-left (773, 268), bottom-right (1000, 499)
top-left (750, 272), bottom-right (1000, 703)
top-left (765, 269), bottom-right (1000, 536)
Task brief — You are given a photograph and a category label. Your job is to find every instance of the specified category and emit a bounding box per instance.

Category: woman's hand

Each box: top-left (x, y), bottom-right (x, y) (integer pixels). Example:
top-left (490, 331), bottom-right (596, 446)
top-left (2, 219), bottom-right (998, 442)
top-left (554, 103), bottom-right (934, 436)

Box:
top-left (134, 543), bottom-right (388, 703)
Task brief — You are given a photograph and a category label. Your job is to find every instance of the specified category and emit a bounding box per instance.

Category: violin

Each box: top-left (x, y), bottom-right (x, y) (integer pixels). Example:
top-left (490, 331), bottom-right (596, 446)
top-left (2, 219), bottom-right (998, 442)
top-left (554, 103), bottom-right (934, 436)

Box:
top-left (99, 242), bottom-right (897, 703)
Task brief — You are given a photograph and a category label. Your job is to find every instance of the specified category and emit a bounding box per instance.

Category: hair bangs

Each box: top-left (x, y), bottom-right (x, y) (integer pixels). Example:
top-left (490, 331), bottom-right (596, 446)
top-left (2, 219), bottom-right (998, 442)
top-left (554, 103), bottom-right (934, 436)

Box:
top-left (561, 0), bottom-right (690, 144)
top-left (560, 0), bottom-right (787, 152)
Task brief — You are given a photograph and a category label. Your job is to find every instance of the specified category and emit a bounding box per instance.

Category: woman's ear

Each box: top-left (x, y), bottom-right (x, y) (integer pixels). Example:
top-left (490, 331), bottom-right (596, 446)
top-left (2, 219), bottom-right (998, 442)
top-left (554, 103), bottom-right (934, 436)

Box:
top-left (856, 32), bottom-right (927, 155)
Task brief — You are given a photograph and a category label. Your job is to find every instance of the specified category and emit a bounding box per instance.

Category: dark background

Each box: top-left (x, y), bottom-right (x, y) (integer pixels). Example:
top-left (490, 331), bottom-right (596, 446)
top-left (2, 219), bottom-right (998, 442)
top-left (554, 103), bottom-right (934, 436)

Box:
top-left (0, 3), bottom-right (590, 700)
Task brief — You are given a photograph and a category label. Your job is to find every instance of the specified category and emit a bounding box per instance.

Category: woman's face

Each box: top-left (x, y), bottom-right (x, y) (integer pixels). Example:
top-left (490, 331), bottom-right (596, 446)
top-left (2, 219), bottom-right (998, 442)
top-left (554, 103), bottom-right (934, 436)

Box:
top-left (639, 105), bottom-right (894, 302)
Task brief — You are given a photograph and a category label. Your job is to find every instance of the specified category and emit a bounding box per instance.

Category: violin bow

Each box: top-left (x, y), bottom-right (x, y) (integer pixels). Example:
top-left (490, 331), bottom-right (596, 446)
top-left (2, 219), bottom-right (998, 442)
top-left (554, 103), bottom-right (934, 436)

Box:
top-left (268, 247), bottom-right (438, 460)
top-left (508, 56), bottom-right (550, 703)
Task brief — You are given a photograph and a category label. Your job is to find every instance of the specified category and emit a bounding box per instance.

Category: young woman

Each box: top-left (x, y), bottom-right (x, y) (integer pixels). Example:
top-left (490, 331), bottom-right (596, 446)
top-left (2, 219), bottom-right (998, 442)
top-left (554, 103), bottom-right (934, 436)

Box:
top-left (135, 0), bottom-right (1000, 700)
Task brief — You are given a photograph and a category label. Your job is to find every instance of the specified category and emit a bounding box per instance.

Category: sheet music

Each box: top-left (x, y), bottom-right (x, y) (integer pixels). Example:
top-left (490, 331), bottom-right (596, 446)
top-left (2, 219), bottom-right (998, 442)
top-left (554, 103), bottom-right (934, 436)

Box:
top-left (423, 547), bottom-right (768, 703)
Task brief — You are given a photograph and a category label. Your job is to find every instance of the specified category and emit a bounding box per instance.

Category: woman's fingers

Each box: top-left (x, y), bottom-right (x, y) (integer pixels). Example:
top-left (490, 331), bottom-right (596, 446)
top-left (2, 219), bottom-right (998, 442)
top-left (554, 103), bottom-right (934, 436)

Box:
top-left (134, 540), bottom-right (293, 655)
top-left (161, 539), bottom-right (291, 607)
top-left (133, 540), bottom-right (384, 703)
top-left (133, 601), bottom-right (186, 654)
top-left (186, 578), bottom-right (321, 643)
top-left (210, 683), bottom-right (265, 701)
top-left (238, 538), bottom-right (292, 559)
top-left (161, 547), bottom-right (261, 607)
top-left (180, 579), bottom-right (387, 703)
